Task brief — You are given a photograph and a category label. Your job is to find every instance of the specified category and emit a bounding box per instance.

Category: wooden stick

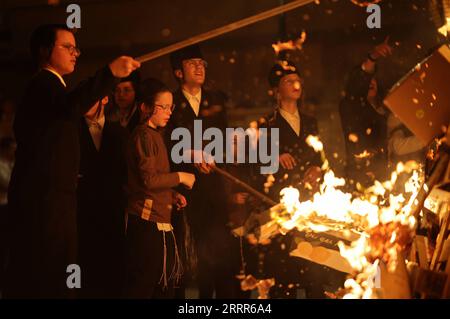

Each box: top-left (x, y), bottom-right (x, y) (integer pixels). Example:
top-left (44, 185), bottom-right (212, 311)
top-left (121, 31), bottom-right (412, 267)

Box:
top-left (431, 203), bottom-right (450, 270)
top-left (135, 0), bottom-right (316, 63)
top-left (411, 153), bottom-right (450, 220)
top-left (415, 235), bottom-right (429, 269)
top-left (212, 165), bottom-right (277, 207)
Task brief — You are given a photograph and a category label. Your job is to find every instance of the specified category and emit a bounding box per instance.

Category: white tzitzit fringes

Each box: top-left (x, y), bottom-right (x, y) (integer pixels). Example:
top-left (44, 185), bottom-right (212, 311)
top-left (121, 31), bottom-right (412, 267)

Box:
top-left (159, 230), bottom-right (168, 289)
top-left (169, 230), bottom-right (184, 285)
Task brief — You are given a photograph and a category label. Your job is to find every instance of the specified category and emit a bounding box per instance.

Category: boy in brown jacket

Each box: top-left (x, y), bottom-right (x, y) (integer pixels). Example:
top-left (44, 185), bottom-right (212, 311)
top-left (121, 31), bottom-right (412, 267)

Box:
top-left (124, 78), bottom-right (195, 298)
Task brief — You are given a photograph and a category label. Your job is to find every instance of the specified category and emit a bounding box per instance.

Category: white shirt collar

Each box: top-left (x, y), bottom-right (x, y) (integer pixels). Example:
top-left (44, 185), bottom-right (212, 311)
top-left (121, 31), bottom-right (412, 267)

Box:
top-left (182, 88), bottom-right (202, 102)
top-left (43, 67), bottom-right (67, 88)
top-left (182, 88), bottom-right (202, 116)
top-left (279, 107), bottom-right (301, 136)
top-left (279, 107), bottom-right (299, 118)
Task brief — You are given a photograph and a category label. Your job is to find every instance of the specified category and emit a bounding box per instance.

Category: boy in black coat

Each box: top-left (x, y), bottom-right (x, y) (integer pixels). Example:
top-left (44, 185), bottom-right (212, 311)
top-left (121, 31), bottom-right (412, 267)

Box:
top-left (5, 24), bottom-right (139, 298)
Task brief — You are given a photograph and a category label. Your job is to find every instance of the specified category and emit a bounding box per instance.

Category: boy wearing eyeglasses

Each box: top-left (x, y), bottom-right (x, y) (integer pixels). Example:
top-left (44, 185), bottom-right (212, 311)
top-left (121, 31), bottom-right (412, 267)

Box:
top-left (124, 78), bottom-right (195, 298)
top-left (5, 24), bottom-right (140, 299)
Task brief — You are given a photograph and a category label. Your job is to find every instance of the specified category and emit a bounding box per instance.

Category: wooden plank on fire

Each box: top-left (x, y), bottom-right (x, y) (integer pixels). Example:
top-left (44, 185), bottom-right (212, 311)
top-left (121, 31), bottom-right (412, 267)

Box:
top-left (431, 204), bottom-right (450, 270)
top-left (415, 235), bottom-right (430, 269)
top-left (440, 235), bottom-right (450, 263)
top-left (379, 253), bottom-right (412, 299)
top-left (443, 251), bottom-right (450, 298)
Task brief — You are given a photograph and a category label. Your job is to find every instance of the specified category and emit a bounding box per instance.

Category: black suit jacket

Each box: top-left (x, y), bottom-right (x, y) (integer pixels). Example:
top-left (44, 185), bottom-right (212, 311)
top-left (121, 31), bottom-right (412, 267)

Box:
top-left (77, 119), bottom-right (128, 298)
top-left (165, 88), bottom-right (229, 233)
top-left (124, 106), bottom-right (140, 134)
top-left (263, 108), bottom-right (322, 201)
top-left (6, 67), bottom-right (118, 298)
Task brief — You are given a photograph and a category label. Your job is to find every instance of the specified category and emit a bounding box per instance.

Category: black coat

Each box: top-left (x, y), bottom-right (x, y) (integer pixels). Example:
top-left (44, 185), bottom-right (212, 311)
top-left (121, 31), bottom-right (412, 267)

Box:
top-left (339, 66), bottom-right (388, 184)
top-left (5, 67), bottom-right (118, 298)
top-left (77, 119), bottom-right (128, 298)
top-left (167, 88), bottom-right (238, 298)
top-left (125, 107), bottom-right (140, 134)
top-left (263, 108), bottom-right (322, 201)
top-left (165, 88), bottom-right (228, 225)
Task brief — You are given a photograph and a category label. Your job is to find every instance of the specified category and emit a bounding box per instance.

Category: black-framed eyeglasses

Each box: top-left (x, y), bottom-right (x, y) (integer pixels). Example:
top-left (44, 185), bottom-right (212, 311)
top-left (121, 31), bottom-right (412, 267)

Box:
top-left (155, 104), bottom-right (175, 112)
top-left (58, 44), bottom-right (81, 57)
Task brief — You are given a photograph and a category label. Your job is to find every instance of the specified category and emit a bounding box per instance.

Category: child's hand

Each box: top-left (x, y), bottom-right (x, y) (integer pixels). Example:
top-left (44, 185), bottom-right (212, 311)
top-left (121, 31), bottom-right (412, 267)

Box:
top-left (279, 153), bottom-right (296, 170)
top-left (174, 193), bottom-right (187, 210)
top-left (178, 172), bottom-right (196, 189)
top-left (193, 150), bottom-right (215, 174)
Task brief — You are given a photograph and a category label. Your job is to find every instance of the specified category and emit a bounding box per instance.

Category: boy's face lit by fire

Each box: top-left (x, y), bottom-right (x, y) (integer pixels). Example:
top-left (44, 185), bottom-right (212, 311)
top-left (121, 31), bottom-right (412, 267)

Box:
top-left (277, 73), bottom-right (302, 101)
top-left (48, 30), bottom-right (79, 76)
top-left (180, 58), bottom-right (206, 87)
top-left (148, 91), bottom-right (174, 128)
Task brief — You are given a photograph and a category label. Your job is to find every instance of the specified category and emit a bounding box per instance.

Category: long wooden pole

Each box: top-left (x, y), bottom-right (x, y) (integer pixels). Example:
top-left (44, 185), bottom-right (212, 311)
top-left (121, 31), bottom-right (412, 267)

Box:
top-left (212, 166), bottom-right (277, 207)
top-left (135, 0), bottom-right (316, 63)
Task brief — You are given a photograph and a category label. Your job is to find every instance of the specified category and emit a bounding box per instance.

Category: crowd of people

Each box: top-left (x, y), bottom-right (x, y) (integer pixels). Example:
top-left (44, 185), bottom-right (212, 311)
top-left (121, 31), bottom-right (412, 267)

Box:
top-left (0, 23), bottom-right (426, 299)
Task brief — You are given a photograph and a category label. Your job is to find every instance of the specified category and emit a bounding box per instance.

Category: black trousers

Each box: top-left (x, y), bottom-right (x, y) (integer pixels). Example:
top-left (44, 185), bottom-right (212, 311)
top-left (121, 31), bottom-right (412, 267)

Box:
top-left (124, 215), bottom-right (179, 299)
top-left (0, 204), bottom-right (7, 294)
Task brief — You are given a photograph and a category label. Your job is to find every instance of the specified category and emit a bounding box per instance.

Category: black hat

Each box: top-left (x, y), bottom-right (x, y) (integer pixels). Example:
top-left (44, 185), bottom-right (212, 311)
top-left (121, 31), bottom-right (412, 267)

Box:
top-left (118, 69), bottom-right (140, 89)
top-left (268, 60), bottom-right (301, 88)
top-left (170, 44), bottom-right (204, 71)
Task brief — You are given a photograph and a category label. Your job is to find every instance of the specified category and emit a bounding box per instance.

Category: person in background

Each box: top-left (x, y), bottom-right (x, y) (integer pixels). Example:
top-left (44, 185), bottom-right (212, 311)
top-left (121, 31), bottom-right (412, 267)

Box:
top-left (387, 113), bottom-right (426, 167)
top-left (107, 71), bottom-right (141, 133)
top-left (77, 95), bottom-right (128, 298)
top-left (167, 44), bottom-right (234, 299)
top-left (0, 137), bottom-right (16, 296)
top-left (261, 60), bottom-right (331, 299)
top-left (339, 38), bottom-right (392, 187)
top-left (0, 98), bottom-right (15, 140)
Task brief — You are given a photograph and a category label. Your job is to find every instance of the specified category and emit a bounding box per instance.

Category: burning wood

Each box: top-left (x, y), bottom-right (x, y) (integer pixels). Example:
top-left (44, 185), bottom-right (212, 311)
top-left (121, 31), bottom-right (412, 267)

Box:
top-left (239, 275), bottom-right (275, 299)
top-left (354, 150), bottom-right (373, 159)
top-left (350, 0), bottom-right (382, 8)
top-left (264, 136), bottom-right (423, 298)
top-left (272, 32), bottom-right (307, 56)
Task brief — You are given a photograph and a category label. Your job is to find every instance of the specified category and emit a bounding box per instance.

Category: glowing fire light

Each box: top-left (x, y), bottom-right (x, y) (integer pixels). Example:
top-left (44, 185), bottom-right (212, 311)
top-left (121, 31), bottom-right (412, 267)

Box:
top-left (272, 32), bottom-right (307, 55)
top-left (354, 150), bottom-right (372, 159)
top-left (270, 136), bottom-right (422, 299)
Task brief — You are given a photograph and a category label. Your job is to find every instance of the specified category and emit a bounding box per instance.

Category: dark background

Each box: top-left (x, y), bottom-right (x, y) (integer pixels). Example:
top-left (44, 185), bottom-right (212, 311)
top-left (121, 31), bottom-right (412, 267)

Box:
top-left (0, 0), bottom-right (447, 173)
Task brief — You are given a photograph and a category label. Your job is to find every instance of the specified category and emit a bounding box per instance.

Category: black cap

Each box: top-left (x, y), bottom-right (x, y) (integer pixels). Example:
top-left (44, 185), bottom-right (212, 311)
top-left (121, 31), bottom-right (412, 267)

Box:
top-left (268, 60), bottom-right (301, 88)
top-left (170, 44), bottom-right (204, 71)
top-left (118, 69), bottom-right (140, 88)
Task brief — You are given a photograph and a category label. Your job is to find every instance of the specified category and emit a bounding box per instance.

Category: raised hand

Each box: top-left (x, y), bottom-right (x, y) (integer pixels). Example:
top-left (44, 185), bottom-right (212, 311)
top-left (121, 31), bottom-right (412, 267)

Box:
top-left (109, 56), bottom-right (141, 78)
top-left (370, 36), bottom-right (393, 60)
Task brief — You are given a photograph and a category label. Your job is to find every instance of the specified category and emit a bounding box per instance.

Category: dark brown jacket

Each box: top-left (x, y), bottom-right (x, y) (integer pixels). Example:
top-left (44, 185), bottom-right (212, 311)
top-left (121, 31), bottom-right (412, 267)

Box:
top-left (126, 124), bottom-right (179, 223)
